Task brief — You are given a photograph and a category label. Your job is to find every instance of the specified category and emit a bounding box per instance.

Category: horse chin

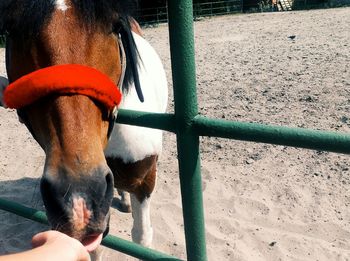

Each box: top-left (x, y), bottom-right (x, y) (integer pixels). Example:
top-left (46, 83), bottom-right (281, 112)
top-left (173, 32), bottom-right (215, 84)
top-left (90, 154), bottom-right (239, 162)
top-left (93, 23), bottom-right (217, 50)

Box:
top-left (47, 212), bottom-right (110, 252)
top-left (53, 227), bottom-right (105, 252)
top-left (82, 233), bottom-right (103, 252)
top-left (80, 223), bottom-right (109, 252)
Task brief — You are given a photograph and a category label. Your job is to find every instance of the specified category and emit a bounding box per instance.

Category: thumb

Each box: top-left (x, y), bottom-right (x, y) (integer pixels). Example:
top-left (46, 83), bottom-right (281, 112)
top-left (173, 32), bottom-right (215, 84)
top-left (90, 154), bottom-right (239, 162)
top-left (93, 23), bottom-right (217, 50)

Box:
top-left (31, 231), bottom-right (54, 248)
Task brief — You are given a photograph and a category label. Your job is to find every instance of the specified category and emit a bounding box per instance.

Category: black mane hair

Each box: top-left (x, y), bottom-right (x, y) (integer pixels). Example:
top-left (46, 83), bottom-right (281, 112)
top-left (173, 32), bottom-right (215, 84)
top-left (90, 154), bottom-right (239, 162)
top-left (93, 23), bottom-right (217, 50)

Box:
top-left (73, 0), bottom-right (138, 28)
top-left (0, 0), bottom-right (142, 99)
top-left (0, 0), bottom-right (138, 37)
top-left (72, 0), bottom-right (141, 97)
top-left (0, 0), bottom-right (56, 38)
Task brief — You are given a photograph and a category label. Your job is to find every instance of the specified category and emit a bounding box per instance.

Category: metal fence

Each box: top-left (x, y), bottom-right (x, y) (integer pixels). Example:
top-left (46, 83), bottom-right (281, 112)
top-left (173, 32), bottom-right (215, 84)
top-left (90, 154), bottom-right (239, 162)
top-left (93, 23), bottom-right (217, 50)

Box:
top-left (137, 6), bottom-right (168, 24)
top-left (293, 0), bottom-right (329, 9)
top-left (1, 0), bottom-right (350, 260)
top-left (136, 0), bottom-right (350, 24)
top-left (137, 0), bottom-right (242, 24)
top-left (291, 0), bottom-right (350, 9)
top-left (193, 0), bottom-right (243, 17)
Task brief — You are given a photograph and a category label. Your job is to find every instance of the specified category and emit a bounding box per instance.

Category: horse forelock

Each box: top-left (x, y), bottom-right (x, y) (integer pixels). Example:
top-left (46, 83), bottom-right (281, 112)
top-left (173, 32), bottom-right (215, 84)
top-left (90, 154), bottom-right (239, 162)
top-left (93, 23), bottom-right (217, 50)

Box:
top-left (0, 0), bottom-right (56, 39)
top-left (0, 0), bottom-right (138, 41)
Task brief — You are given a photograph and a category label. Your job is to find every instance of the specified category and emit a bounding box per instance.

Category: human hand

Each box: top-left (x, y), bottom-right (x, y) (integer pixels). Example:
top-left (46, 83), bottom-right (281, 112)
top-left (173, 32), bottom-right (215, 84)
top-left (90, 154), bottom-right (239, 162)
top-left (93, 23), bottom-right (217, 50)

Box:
top-left (32, 231), bottom-right (91, 261)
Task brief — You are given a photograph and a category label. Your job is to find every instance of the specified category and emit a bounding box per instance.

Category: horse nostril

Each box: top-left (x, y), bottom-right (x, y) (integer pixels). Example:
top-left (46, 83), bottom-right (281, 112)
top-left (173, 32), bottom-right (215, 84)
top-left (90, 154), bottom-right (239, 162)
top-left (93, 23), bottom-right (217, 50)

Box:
top-left (105, 171), bottom-right (114, 199)
top-left (40, 176), bottom-right (68, 225)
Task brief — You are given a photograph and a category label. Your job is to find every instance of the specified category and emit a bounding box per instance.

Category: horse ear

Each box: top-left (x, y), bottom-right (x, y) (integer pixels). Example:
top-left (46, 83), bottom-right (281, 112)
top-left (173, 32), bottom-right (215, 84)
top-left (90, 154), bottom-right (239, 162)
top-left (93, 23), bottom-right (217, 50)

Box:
top-left (0, 76), bottom-right (9, 107)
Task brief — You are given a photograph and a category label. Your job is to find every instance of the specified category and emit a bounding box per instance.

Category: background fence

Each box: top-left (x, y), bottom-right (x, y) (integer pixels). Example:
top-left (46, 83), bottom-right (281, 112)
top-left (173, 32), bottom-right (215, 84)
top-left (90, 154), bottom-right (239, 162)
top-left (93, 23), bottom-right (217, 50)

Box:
top-left (193, 0), bottom-right (243, 17)
top-left (1, 0), bottom-right (350, 260)
top-left (137, 0), bottom-right (243, 24)
top-left (136, 0), bottom-right (350, 24)
top-left (136, 1), bottom-right (242, 24)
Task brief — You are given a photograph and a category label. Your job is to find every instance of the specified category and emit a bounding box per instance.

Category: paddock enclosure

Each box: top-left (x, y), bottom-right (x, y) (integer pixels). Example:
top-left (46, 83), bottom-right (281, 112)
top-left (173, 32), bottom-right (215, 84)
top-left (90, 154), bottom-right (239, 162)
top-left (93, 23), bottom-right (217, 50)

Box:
top-left (1, 5), bottom-right (350, 261)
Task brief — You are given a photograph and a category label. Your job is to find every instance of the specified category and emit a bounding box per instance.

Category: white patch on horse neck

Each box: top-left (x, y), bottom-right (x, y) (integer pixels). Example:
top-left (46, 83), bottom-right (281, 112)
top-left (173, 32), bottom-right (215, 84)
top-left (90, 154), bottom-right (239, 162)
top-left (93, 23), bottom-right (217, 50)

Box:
top-left (104, 32), bottom-right (168, 163)
top-left (55, 0), bottom-right (69, 11)
top-left (130, 194), bottom-right (153, 247)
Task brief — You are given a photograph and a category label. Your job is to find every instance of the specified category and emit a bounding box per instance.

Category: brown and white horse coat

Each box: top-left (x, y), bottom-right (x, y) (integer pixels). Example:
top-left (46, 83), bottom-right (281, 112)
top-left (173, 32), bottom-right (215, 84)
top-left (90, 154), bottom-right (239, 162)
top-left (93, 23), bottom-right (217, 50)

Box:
top-left (105, 31), bottom-right (167, 247)
top-left (0, 0), bottom-right (167, 252)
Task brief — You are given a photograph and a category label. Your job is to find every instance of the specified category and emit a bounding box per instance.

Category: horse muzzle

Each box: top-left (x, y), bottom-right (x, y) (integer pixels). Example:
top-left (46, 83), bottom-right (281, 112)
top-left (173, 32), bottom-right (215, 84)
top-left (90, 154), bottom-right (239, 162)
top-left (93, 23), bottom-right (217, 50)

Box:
top-left (40, 165), bottom-right (114, 250)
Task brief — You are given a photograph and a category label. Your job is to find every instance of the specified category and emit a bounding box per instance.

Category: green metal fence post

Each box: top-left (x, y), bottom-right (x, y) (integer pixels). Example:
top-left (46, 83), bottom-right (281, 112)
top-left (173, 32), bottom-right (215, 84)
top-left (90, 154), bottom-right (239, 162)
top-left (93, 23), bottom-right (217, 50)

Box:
top-left (167, 0), bottom-right (208, 260)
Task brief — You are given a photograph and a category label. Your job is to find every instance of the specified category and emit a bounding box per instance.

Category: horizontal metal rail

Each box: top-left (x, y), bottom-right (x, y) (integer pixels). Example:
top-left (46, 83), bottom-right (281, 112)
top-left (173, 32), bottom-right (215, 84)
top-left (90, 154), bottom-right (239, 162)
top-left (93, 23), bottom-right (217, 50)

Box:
top-left (0, 198), bottom-right (182, 261)
top-left (193, 115), bottom-right (350, 154)
top-left (117, 109), bottom-right (176, 132)
top-left (117, 109), bottom-right (350, 154)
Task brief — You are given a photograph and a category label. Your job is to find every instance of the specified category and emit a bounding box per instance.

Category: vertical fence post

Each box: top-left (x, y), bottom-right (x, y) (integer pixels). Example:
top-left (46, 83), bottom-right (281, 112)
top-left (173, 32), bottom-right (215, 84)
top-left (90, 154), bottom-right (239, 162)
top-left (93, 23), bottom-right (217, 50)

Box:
top-left (167, 0), bottom-right (208, 260)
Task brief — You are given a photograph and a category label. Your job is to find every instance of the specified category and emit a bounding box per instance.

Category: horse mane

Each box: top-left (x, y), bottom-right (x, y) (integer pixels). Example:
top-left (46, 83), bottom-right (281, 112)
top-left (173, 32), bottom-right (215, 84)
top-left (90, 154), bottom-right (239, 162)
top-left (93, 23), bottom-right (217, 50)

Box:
top-left (72, 0), bottom-right (140, 95)
top-left (0, 0), bottom-right (138, 35)
top-left (0, 0), bottom-right (140, 95)
top-left (0, 0), bottom-right (55, 38)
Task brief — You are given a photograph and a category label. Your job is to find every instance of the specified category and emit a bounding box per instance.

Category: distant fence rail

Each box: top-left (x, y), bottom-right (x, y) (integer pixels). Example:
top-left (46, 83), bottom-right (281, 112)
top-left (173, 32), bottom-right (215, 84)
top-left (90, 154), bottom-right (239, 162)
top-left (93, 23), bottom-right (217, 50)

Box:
top-left (193, 0), bottom-right (243, 17)
top-left (137, 0), bottom-right (242, 24)
top-left (137, 6), bottom-right (168, 24)
top-left (136, 0), bottom-right (350, 24)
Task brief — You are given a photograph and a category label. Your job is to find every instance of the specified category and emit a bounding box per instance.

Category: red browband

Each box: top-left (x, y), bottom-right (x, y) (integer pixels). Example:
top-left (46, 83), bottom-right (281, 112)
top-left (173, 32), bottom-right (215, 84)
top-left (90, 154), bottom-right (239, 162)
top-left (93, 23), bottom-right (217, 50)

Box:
top-left (4, 64), bottom-right (122, 110)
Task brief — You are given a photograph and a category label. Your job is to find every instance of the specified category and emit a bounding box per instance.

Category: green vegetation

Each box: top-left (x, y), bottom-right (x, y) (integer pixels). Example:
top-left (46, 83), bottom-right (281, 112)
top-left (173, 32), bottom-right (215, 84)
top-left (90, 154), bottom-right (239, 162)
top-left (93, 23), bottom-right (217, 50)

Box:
top-left (0, 35), bottom-right (5, 48)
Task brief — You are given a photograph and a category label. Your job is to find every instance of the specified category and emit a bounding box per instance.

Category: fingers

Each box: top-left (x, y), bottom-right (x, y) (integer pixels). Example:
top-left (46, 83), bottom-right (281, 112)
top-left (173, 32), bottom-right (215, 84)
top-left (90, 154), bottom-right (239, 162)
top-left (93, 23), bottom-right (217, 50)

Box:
top-left (31, 231), bottom-right (91, 261)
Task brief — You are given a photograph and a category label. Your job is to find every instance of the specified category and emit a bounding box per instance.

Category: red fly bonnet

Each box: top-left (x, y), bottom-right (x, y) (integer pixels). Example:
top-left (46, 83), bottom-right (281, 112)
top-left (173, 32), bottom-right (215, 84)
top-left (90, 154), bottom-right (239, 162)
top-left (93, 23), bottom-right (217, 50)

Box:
top-left (3, 64), bottom-right (122, 110)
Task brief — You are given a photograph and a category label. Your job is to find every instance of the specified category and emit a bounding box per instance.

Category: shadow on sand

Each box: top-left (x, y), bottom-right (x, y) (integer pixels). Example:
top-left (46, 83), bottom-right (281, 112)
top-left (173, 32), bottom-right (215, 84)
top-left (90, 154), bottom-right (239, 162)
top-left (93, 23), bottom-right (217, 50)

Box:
top-left (0, 177), bottom-right (48, 254)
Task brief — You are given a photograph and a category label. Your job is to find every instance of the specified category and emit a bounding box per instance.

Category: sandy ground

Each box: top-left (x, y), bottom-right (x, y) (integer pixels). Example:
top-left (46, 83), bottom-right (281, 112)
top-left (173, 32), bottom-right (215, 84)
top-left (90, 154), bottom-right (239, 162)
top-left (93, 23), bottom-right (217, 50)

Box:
top-left (1, 7), bottom-right (350, 261)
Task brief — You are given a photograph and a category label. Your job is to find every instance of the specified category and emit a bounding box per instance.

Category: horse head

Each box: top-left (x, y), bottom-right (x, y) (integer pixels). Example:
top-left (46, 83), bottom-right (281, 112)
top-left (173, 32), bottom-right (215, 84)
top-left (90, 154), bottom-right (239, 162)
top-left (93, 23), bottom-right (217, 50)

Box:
top-left (1, 0), bottom-right (140, 250)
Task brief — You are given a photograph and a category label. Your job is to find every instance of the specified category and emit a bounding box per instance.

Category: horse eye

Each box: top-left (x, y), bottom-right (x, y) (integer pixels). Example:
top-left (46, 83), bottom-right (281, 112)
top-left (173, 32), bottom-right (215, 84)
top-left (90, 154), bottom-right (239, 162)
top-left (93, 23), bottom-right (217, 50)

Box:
top-left (112, 23), bottom-right (122, 34)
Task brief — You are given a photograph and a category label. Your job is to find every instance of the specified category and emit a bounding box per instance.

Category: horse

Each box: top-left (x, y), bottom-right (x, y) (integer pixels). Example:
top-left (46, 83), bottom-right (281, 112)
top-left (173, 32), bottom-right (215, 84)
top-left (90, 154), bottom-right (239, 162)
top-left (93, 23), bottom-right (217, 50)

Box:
top-left (0, 0), bottom-right (167, 254)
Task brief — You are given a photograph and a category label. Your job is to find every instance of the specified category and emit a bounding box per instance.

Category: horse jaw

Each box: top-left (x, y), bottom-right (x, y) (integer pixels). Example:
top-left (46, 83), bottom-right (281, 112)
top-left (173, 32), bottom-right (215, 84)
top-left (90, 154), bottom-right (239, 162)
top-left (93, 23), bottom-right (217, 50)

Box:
top-left (0, 76), bottom-right (8, 107)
